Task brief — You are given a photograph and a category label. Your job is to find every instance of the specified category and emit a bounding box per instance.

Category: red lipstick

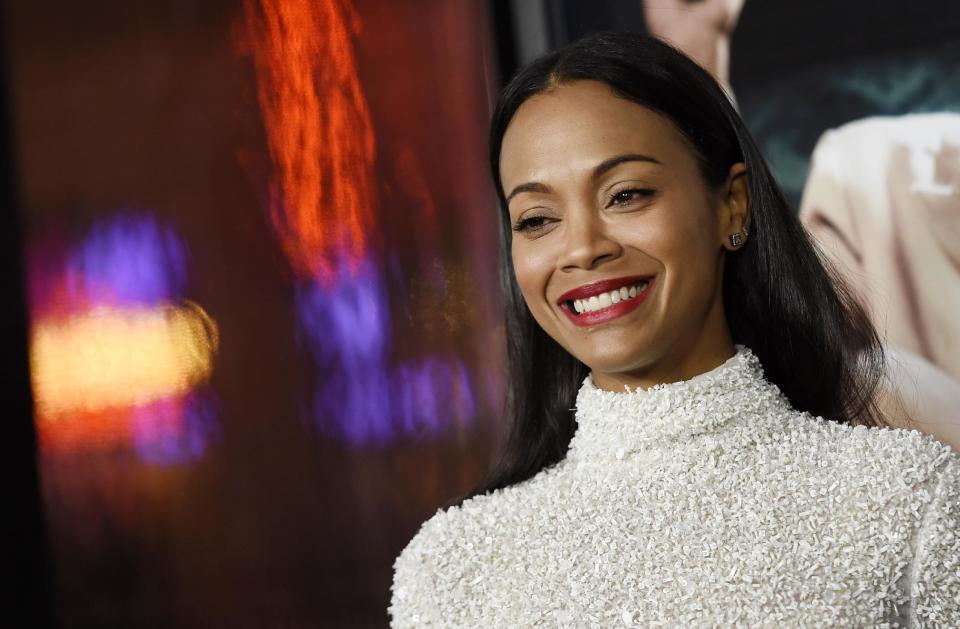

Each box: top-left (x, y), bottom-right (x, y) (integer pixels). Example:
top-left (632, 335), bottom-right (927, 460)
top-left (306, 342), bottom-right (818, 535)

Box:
top-left (556, 275), bottom-right (655, 328)
top-left (556, 275), bottom-right (652, 304)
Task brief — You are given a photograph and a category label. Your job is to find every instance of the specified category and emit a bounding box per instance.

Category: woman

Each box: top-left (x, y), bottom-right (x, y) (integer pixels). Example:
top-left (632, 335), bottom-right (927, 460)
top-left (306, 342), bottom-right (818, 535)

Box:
top-left (389, 32), bottom-right (959, 627)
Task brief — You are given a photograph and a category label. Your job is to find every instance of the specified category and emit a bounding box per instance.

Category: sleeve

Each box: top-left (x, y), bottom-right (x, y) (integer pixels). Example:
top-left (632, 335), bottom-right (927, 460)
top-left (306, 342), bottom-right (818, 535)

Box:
top-left (910, 453), bottom-right (960, 627)
top-left (388, 533), bottom-right (445, 628)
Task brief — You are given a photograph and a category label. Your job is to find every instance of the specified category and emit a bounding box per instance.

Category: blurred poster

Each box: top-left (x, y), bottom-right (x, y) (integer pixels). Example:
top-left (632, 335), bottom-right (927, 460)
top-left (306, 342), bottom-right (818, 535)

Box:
top-left (643, 0), bottom-right (960, 438)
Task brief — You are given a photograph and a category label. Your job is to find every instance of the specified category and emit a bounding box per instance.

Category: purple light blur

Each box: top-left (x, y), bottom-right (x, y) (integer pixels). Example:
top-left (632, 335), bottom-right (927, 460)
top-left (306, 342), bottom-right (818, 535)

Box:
top-left (295, 251), bottom-right (476, 446)
top-left (131, 392), bottom-right (220, 466)
top-left (65, 211), bottom-right (189, 307)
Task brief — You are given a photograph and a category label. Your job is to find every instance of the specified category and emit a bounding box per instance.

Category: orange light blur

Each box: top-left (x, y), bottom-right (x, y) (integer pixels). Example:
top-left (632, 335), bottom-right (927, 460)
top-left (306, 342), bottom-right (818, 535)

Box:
top-left (242, 0), bottom-right (377, 280)
top-left (35, 405), bottom-right (133, 454)
top-left (30, 301), bottom-right (219, 419)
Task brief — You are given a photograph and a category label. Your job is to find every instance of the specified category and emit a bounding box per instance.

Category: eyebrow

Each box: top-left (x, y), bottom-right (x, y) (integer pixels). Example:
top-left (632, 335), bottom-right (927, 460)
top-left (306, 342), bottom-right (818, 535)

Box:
top-left (504, 153), bottom-right (662, 204)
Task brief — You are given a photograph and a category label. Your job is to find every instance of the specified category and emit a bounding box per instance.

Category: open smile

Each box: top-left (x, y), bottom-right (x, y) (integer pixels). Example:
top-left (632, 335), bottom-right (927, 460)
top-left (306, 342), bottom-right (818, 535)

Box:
top-left (556, 275), bottom-right (655, 327)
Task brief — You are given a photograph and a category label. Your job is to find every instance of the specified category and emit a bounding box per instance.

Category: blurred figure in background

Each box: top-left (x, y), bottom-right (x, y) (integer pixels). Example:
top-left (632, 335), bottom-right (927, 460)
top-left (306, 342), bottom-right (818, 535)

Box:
top-left (799, 114), bottom-right (960, 450)
top-left (642, 0), bottom-right (744, 104)
top-left (646, 0), bottom-right (960, 451)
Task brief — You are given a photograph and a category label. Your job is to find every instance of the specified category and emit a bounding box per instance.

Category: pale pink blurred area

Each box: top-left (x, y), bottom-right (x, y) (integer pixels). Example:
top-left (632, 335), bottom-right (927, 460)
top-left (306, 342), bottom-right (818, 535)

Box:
top-left (799, 113), bottom-right (960, 449)
top-left (642, 0), bottom-right (744, 101)
top-left (878, 346), bottom-right (960, 451)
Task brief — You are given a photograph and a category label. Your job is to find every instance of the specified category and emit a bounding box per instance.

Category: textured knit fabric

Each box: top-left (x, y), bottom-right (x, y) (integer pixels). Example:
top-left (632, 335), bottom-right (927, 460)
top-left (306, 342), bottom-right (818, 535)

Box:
top-left (389, 345), bottom-right (960, 628)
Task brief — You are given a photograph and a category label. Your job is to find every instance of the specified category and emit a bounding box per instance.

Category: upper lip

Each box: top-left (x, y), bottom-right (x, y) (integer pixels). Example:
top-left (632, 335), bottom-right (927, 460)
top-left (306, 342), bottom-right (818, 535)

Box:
top-left (556, 275), bottom-right (654, 305)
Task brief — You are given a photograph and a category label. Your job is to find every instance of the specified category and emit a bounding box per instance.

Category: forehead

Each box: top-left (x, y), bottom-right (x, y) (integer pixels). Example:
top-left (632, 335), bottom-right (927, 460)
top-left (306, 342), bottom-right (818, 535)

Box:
top-left (499, 80), bottom-right (691, 187)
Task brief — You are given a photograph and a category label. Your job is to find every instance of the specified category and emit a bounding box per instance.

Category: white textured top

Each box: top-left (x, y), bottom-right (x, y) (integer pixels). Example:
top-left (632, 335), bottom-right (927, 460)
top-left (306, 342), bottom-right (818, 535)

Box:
top-left (389, 345), bottom-right (960, 628)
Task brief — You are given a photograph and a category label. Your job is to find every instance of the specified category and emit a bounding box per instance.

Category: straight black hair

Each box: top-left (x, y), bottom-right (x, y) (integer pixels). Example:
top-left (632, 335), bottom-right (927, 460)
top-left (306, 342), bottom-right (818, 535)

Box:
top-left (452, 31), bottom-right (887, 506)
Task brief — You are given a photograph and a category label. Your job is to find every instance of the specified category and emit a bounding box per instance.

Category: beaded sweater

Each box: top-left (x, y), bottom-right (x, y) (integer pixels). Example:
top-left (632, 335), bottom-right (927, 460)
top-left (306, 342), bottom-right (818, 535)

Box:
top-left (389, 345), bottom-right (960, 628)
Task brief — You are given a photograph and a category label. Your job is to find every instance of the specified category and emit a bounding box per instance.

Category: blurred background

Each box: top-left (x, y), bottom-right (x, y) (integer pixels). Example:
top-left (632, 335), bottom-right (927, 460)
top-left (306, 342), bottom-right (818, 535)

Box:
top-left (5, 1), bottom-right (959, 627)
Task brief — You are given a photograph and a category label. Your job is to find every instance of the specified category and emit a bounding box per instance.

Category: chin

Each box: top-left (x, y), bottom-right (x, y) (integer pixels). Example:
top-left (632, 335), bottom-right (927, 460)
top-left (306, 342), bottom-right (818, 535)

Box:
top-left (567, 330), bottom-right (672, 375)
top-left (584, 357), bottom-right (644, 377)
top-left (570, 346), bottom-right (652, 375)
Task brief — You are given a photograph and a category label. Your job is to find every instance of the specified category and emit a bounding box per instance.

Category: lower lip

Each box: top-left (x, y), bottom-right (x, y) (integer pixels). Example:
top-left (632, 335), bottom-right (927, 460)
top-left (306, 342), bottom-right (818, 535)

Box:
top-left (561, 278), bottom-right (655, 328)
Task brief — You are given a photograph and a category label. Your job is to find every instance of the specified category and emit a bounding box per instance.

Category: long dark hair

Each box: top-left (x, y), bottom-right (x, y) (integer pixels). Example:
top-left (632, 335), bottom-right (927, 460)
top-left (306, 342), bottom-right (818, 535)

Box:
top-left (452, 31), bottom-right (887, 507)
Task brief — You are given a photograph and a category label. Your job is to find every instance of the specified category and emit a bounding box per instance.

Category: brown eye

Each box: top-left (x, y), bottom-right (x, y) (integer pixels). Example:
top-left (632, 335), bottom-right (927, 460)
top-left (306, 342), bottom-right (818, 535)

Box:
top-left (608, 188), bottom-right (655, 208)
top-left (513, 215), bottom-right (552, 233)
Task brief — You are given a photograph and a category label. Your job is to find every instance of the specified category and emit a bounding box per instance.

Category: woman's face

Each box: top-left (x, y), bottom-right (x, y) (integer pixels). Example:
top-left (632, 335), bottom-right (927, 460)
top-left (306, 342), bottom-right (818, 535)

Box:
top-left (499, 79), bottom-right (749, 391)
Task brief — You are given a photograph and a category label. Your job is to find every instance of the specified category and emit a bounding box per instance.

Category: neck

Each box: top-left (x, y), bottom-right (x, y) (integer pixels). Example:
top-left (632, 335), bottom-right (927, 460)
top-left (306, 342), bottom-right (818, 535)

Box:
top-left (590, 326), bottom-right (736, 393)
top-left (567, 344), bottom-right (789, 465)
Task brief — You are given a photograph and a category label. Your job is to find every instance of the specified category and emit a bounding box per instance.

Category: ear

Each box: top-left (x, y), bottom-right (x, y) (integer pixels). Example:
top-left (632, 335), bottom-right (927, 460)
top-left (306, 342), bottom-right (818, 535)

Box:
top-left (718, 162), bottom-right (750, 251)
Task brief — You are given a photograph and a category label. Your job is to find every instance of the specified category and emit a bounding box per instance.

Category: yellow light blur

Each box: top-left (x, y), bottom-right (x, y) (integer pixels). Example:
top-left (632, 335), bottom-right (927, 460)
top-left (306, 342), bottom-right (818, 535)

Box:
top-left (30, 301), bottom-right (218, 418)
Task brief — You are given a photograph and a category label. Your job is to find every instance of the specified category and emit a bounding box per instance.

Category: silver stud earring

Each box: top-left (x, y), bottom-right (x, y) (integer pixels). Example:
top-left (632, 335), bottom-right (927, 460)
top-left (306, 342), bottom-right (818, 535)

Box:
top-left (729, 232), bottom-right (744, 247)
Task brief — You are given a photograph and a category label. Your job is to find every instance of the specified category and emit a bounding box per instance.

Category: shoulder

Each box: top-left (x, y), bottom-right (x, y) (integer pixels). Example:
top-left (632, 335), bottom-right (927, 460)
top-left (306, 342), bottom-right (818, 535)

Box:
top-left (791, 417), bottom-right (960, 623)
top-left (395, 461), bottom-right (566, 564)
top-left (772, 408), bottom-right (957, 479)
top-left (389, 502), bottom-right (472, 627)
top-left (909, 442), bottom-right (960, 624)
top-left (738, 406), bottom-right (959, 517)
top-left (389, 463), bottom-right (566, 626)
top-left (762, 414), bottom-right (960, 624)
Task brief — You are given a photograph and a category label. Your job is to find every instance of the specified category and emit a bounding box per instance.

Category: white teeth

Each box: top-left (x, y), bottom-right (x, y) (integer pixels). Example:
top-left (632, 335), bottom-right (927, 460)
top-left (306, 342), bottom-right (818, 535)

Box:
top-left (569, 281), bottom-right (650, 314)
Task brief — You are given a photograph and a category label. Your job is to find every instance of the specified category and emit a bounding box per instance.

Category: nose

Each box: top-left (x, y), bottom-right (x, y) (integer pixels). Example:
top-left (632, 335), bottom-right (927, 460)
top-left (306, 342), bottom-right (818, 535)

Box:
top-left (557, 211), bottom-right (622, 271)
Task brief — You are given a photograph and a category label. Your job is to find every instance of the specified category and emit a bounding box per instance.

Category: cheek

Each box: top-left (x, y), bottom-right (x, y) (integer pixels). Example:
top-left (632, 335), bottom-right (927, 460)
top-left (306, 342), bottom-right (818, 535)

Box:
top-left (620, 209), bottom-right (708, 262)
top-left (625, 202), bottom-right (719, 292)
top-left (657, 214), bottom-right (723, 304)
top-left (665, 221), bottom-right (713, 262)
top-left (511, 241), bottom-right (553, 301)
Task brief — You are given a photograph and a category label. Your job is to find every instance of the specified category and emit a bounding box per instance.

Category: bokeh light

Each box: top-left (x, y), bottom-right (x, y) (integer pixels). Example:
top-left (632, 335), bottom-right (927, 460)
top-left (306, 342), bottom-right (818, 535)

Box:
top-left (243, 0), bottom-right (479, 446)
top-left (241, 0), bottom-right (377, 281)
top-left (31, 302), bottom-right (217, 416)
top-left (295, 252), bottom-right (476, 446)
top-left (28, 212), bottom-right (219, 463)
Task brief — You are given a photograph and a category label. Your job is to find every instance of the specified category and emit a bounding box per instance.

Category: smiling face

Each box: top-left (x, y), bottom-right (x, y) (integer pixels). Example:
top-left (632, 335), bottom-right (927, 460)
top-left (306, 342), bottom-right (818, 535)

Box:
top-left (499, 79), bottom-right (750, 391)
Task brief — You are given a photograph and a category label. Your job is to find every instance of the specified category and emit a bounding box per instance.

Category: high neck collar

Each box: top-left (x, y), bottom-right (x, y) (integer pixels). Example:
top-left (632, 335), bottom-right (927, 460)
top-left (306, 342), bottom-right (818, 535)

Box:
top-left (567, 344), bottom-right (786, 464)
